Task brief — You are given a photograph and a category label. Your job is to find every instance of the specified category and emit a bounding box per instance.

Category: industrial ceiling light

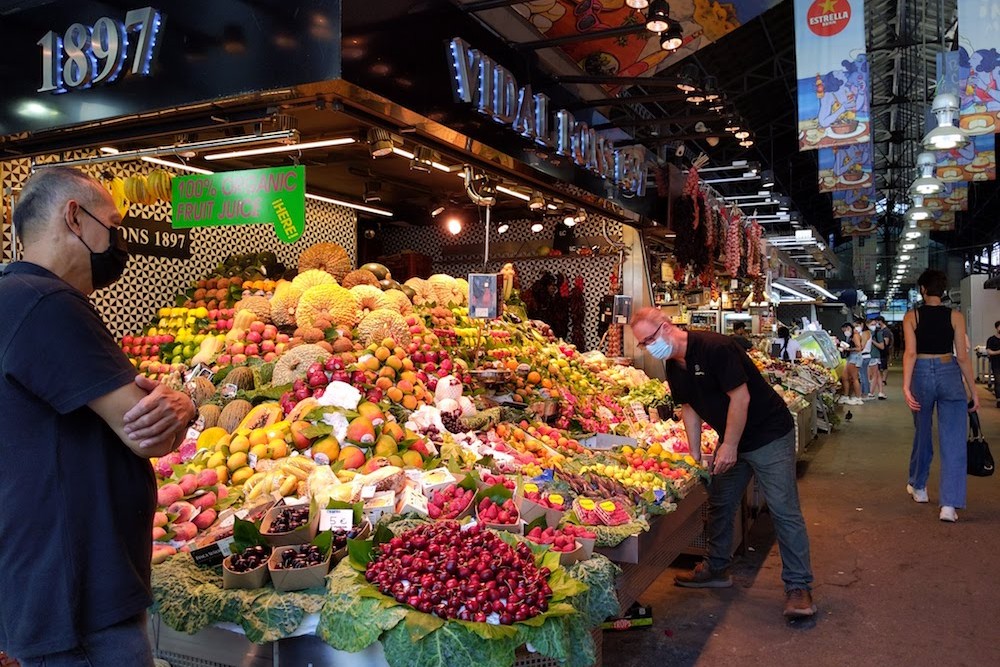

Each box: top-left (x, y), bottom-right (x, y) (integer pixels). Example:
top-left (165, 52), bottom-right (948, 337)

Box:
top-left (902, 243), bottom-right (916, 250)
top-left (905, 230), bottom-right (922, 239)
top-left (367, 127), bottom-right (394, 158)
top-left (626, 0), bottom-right (650, 8)
top-left (724, 117), bottom-right (741, 132)
top-left (531, 221), bottom-right (544, 233)
top-left (528, 191), bottom-right (546, 211)
top-left (909, 151), bottom-right (944, 195)
top-left (363, 181), bottom-right (382, 203)
top-left (645, 0), bottom-right (670, 32)
top-left (702, 75), bottom-right (720, 102)
top-left (906, 195), bottom-right (932, 221)
top-left (760, 169), bottom-right (775, 188)
top-left (687, 88), bottom-right (706, 104)
top-left (446, 216), bottom-right (463, 235)
top-left (739, 136), bottom-right (755, 148)
top-left (204, 136), bottom-right (355, 161)
top-left (410, 146), bottom-right (435, 172)
top-left (660, 21), bottom-right (683, 51)
top-left (497, 222), bottom-right (510, 234)
top-left (676, 63), bottom-right (699, 93)
top-left (734, 128), bottom-right (750, 140)
top-left (922, 93), bottom-right (968, 150)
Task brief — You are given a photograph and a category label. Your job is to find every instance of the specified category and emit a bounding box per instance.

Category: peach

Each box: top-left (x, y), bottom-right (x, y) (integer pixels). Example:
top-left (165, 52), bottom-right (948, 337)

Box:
top-left (191, 491), bottom-right (217, 511)
top-left (151, 545), bottom-right (177, 565)
top-left (157, 483), bottom-right (184, 507)
top-left (153, 511), bottom-right (168, 528)
top-left (172, 521), bottom-right (198, 542)
top-left (178, 473), bottom-right (198, 496)
top-left (193, 509), bottom-right (217, 530)
top-left (152, 526), bottom-right (167, 541)
top-left (195, 468), bottom-right (219, 488)
top-left (215, 484), bottom-right (229, 499)
top-left (166, 501), bottom-right (197, 523)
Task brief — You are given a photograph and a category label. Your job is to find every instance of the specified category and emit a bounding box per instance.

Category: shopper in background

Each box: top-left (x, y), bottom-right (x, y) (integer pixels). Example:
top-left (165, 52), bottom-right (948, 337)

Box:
top-left (868, 319), bottom-right (886, 399)
top-left (629, 307), bottom-right (816, 619)
top-left (731, 321), bottom-right (754, 351)
top-left (985, 321), bottom-right (1000, 408)
top-left (0, 167), bottom-right (197, 665)
top-left (856, 317), bottom-right (873, 398)
top-left (902, 269), bottom-right (978, 522)
top-left (879, 317), bottom-right (894, 386)
top-left (842, 322), bottom-right (864, 405)
top-left (771, 325), bottom-right (801, 363)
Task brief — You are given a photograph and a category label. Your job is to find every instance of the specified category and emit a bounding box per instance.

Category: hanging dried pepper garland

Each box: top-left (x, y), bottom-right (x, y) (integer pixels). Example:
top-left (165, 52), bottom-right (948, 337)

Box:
top-left (747, 219), bottom-right (762, 278)
top-left (724, 209), bottom-right (742, 277)
top-left (684, 165), bottom-right (701, 230)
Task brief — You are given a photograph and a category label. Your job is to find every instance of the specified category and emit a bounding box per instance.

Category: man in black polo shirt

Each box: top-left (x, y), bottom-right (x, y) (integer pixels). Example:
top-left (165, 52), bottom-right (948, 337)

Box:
top-left (630, 307), bottom-right (816, 619)
top-left (0, 167), bottom-right (197, 664)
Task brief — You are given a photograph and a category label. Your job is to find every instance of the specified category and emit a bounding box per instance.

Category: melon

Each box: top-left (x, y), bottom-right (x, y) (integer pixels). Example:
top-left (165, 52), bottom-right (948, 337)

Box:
top-left (218, 399), bottom-right (252, 433)
top-left (225, 366), bottom-right (256, 392)
top-left (198, 404), bottom-right (222, 430)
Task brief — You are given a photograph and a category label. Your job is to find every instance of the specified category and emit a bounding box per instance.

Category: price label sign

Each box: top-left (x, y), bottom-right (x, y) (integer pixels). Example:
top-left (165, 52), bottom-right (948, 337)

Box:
top-left (320, 509), bottom-right (354, 532)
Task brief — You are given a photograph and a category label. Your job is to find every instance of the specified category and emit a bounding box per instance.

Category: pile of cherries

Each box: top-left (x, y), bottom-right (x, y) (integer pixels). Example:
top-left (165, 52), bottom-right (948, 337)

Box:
top-left (274, 544), bottom-right (326, 569)
top-left (365, 522), bottom-right (552, 624)
top-left (227, 545), bottom-right (270, 572)
top-left (267, 506), bottom-right (310, 534)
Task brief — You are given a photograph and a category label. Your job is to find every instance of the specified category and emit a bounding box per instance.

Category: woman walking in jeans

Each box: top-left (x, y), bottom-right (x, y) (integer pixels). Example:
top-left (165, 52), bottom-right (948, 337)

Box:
top-left (902, 270), bottom-right (979, 522)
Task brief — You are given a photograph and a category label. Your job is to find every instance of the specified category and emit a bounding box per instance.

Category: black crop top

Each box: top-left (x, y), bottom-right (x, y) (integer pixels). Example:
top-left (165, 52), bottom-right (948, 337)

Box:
top-left (914, 305), bottom-right (954, 354)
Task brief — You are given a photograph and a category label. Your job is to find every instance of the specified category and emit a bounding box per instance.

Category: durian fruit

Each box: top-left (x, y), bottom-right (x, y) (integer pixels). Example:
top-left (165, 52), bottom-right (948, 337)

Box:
top-left (342, 269), bottom-right (380, 289)
top-left (233, 295), bottom-right (271, 323)
top-left (356, 309), bottom-right (412, 347)
top-left (271, 344), bottom-right (332, 386)
top-left (350, 284), bottom-right (390, 315)
top-left (298, 243), bottom-right (351, 282)
top-left (297, 283), bottom-right (358, 330)
top-left (381, 289), bottom-right (413, 315)
top-left (291, 269), bottom-right (336, 291)
top-left (270, 283), bottom-right (302, 328)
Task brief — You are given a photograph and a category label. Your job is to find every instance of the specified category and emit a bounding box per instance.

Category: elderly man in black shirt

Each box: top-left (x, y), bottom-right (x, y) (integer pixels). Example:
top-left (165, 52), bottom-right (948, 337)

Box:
top-left (630, 307), bottom-right (816, 619)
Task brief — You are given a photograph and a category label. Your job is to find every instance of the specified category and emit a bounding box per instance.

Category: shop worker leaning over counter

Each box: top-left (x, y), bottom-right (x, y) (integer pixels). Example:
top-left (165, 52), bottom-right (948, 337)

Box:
top-left (629, 307), bottom-right (817, 620)
top-left (0, 167), bottom-right (197, 665)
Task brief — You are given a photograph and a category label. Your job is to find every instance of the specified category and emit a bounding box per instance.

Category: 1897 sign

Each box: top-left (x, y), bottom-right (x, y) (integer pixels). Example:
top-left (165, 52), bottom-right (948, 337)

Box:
top-left (123, 215), bottom-right (191, 260)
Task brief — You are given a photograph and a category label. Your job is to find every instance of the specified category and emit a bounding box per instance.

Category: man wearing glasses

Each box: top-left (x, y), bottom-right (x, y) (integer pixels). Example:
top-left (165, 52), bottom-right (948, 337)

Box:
top-left (0, 167), bottom-right (197, 665)
top-left (630, 307), bottom-right (816, 620)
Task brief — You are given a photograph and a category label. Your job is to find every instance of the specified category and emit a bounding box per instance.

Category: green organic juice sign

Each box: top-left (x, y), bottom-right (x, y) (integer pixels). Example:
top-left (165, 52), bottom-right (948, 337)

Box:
top-left (171, 166), bottom-right (305, 243)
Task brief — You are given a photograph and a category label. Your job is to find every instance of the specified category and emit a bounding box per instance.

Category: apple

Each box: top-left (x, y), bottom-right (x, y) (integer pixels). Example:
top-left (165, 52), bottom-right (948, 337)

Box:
top-left (263, 325), bottom-right (277, 340)
top-left (244, 343), bottom-right (259, 356)
top-left (261, 340), bottom-right (276, 353)
top-left (246, 331), bottom-right (263, 344)
top-left (249, 321), bottom-right (265, 334)
top-left (232, 354), bottom-right (247, 365)
top-left (276, 333), bottom-right (290, 344)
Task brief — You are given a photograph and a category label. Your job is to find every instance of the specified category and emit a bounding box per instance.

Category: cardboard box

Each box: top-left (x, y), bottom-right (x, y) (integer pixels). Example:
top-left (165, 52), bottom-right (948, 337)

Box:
top-left (330, 520), bottom-right (372, 564)
top-left (260, 505), bottom-right (319, 547)
top-left (222, 552), bottom-right (271, 590)
top-left (558, 541), bottom-right (586, 566)
top-left (581, 434), bottom-right (637, 451)
top-left (420, 468), bottom-right (457, 496)
top-left (268, 546), bottom-right (331, 592)
top-left (396, 486), bottom-right (429, 517)
top-left (363, 491), bottom-right (398, 525)
top-left (576, 535), bottom-right (596, 560)
top-left (190, 499), bottom-right (279, 566)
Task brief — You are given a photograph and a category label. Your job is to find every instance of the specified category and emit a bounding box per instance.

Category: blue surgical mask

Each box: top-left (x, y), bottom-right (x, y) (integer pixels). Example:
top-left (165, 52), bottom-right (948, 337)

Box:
top-left (647, 337), bottom-right (673, 360)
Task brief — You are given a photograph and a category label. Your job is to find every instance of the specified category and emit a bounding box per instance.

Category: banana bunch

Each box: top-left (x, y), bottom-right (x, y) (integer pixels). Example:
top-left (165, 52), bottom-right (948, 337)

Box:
top-left (146, 169), bottom-right (174, 201)
top-left (242, 457), bottom-right (317, 500)
top-left (108, 177), bottom-right (129, 217)
top-left (124, 175), bottom-right (156, 205)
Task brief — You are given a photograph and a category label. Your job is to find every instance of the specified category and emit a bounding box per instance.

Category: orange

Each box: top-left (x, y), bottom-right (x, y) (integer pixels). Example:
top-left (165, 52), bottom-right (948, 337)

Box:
top-left (527, 371), bottom-right (541, 385)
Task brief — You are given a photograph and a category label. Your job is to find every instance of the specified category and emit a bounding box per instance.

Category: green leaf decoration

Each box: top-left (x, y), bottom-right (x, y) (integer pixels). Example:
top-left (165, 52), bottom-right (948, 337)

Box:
top-left (231, 517), bottom-right (267, 554)
top-left (547, 568), bottom-right (589, 602)
top-left (524, 514), bottom-right (547, 534)
top-left (564, 556), bottom-right (622, 627)
top-left (150, 555), bottom-right (324, 643)
top-left (457, 470), bottom-right (481, 491)
top-left (347, 537), bottom-right (374, 571)
top-left (318, 561), bottom-right (407, 652)
top-left (311, 529), bottom-right (333, 556)
top-left (301, 423), bottom-right (333, 439)
top-left (403, 609), bottom-right (446, 642)
top-left (539, 549), bottom-right (562, 576)
top-left (381, 617), bottom-right (519, 667)
top-left (455, 619), bottom-right (518, 640)
top-left (476, 482), bottom-right (513, 505)
top-left (373, 522), bottom-right (396, 546)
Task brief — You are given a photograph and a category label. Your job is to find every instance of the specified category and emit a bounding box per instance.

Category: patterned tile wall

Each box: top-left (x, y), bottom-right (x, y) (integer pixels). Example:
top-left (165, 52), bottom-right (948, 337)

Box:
top-left (381, 215), bottom-right (625, 352)
top-left (1, 154), bottom-right (356, 339)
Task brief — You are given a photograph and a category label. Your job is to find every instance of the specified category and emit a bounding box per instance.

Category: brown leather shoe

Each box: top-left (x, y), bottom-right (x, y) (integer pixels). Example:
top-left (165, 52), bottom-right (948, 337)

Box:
top-left (784, 589), bottom-right (817, 618)
top-left (674, 562), bottom-right (733, 588)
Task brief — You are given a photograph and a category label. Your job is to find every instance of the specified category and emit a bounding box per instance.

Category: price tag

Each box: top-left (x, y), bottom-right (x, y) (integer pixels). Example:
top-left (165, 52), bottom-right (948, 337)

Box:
top-left (361, 484), bottom-right (377, 500)
top-left (578, 498), bottom-right (595, 511)
top-left (320, 509), bottom-right (354, 532)
top-left (185, 428), bottom-right (201, 441)
top-left (405, 469), bottom-right (424, 483)
top-left (523, 483), bottom-right (539, 494)
top-left (248, 453), bottom-right (258, 469)
top-left (630, 401), bottom-right (647, 423)
top-left (216, 535), bottom-right (236, 557)
top-left (599, 500), bottom-right (617, 512)
top-left (220, 383), bottom-right (238, 399)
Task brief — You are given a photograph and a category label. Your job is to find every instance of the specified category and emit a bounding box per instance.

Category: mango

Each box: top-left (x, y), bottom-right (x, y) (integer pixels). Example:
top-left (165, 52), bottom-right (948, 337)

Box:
top-left (227, 452), bottom-right (248, 471)
top-left (345, 416), bottom-right (376, 445)
top-left (231, 466), bottom-right (254, 485)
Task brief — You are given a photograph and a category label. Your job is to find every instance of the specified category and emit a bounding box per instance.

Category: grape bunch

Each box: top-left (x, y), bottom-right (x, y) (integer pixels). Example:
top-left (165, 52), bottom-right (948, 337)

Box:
top-left (268, 506), bottom-right (310, 534)
top-left (274, 544), bottom-right (326, 569)
top-left (227, 545), bottom-right (270, 572)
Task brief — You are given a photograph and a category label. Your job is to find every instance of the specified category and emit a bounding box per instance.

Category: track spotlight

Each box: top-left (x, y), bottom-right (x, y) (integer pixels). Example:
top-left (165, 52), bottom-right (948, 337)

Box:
top-left (363, 181), bottom-right (382, 203)
top-left (676, 63), bottom-right (700, 93)
top-left (660, 21), bottom-right (683, 51)
top-left (410, 146), bottom-right (435, 173)
top-left (430, 203), bottom-right (446, 217)
top-left (528, 191), bottom-right (546, 211)
top-left (760, 169), bottom-right (775, 188)
top-left (367, 128), bottom-right (394, 158)
top-left (497, 222), bottom-right (510, 234)
top-left (446, 217), bottom-right (463, 235)
top-left (645, 0), bottom-right (670, 33)
top-left (626, 0), bottom-right (649, 8)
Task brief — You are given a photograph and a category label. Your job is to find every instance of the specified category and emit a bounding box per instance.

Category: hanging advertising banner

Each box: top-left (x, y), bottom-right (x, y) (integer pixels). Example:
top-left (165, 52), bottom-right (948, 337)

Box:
top-left (841, 217), bottom-right (876, 236)
top-left (171, 166), bottom-right (306, 244)
top-left (917, 211), bottom-right (956, 232)
top-left (832, 186), bottom-right (877, 217)
top-left (817, 141), bottom-right (874, 192)
top-left (852, 234), bottom-right (877, 286)
top-left (935, 133), bottom-right (996, 182)
top-left (794, 0), bottom-right (870, 151)
top-left (957, 0), bottom-right (1000, 135)
top-left (923, 182), bottom-right (969, 213)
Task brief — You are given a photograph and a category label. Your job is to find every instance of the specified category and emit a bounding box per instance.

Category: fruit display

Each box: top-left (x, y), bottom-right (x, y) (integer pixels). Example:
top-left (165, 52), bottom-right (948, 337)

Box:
top-left (227, 545), bottom-right (270, 573)
top-left (427, 484), bottom-right (475, 520)
top-left (273, 544), bottom-right (327, 569)
top-left (266, 506), bottom-right (310, 534)
top-left (364, 522), bottom-right (551, 623)
top-left (525, 526), bottom-right (579, 553)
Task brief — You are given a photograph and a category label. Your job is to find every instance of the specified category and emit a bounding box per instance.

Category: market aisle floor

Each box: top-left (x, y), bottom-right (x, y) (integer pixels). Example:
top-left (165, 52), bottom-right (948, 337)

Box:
top-left (605, 367), bottom-right (1000, 667)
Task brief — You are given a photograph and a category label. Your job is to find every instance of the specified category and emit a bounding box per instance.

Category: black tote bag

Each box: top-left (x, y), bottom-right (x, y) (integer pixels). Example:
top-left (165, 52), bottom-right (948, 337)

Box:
top-left (967, 411), bottom-right (995, 477)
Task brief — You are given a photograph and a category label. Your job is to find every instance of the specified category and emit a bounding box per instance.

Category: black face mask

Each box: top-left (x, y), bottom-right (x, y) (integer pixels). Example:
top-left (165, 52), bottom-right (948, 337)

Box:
top-left (72, 205), bottom-right (129, 289)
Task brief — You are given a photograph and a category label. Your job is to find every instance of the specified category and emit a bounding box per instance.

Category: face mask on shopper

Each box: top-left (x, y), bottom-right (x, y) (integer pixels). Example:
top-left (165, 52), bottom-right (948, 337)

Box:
top-left (854, 326), bottom-right (862, 333)
top-left (72, 205), bottom-right (129, 289)
top-left (646, 337), bottom-right (673, 360)
top-left (868, 324), bottom-right (877, 331)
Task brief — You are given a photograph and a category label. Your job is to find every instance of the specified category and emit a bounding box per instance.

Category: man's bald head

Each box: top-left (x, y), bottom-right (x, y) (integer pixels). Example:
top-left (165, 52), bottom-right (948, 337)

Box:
top-left (13, 167), bottom-right (105, 245)
top-left (630, 306), bottom-right (667, 329)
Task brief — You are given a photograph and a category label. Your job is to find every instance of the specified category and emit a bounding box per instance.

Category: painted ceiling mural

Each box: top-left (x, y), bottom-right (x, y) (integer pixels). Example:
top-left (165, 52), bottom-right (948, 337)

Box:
top-left (515, 0), bottom-right (783, 84)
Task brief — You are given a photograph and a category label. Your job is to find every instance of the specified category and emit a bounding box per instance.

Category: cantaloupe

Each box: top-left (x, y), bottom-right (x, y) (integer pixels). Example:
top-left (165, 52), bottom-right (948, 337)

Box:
top-left (218, 399), bottom-right (252, 433)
